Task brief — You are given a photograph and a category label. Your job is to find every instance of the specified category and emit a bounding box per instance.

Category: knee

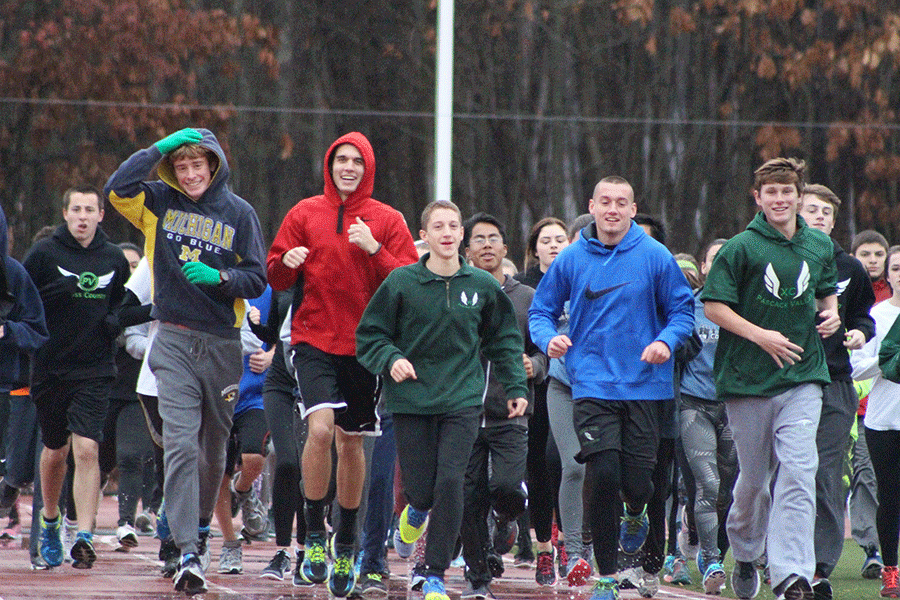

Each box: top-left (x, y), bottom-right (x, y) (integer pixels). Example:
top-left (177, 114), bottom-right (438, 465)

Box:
top-left (72, 439), bottom-right (99, 465)
top-left (306, 421), bottom-right (334, 449)
top-left (491, 484), bottom-right (527, 519)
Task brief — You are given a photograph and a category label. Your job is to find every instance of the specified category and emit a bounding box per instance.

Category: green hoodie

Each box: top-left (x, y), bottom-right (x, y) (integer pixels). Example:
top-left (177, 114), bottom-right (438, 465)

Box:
top-left (356, 254), bottom-right (528, 415)
top-left (701, 212), bottom-right (837, 398)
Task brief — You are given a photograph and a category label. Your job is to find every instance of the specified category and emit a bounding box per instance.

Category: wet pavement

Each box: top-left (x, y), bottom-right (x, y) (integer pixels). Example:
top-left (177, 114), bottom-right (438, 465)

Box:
top-left (0, 494), bottom-right (717, 599)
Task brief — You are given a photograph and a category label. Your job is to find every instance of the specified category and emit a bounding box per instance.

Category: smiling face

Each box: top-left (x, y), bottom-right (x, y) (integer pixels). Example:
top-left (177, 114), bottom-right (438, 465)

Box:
top-left (63, 191), bottom-right (103, 247)
top-left (589, 180), bottom-right (637, 246)
top-left (755, 182), bottom-right (800, 237)
top-left (466, 221), bottom-right (507, 276)
top-left (534, 223), bottom-right (569, 272)
top-left (855, 242), bottom-right (888, 281)
top-left (331, 143), bottom-right (364, 200)
top-left (420, 207), bottom-right (463, 261)
top-left (799, 194), bottom-right (835, 236)
top-left (172, 154), bottom-right (212, 201)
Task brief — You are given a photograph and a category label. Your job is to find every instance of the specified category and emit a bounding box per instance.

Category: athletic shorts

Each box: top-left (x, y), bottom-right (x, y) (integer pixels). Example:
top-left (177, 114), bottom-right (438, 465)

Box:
top-left (225, 408), bottom-right (270, 476)
top-left (572, 397), bottom-right (660, 468)
top-left (291, 342), bottom-right (380, 435)
top-left (33, 375), bottom-right (113, 449)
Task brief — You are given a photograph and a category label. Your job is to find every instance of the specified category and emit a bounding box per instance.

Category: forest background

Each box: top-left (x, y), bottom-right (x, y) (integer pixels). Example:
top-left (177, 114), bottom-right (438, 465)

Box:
top-left (2, 0), bottom-right (900, 263)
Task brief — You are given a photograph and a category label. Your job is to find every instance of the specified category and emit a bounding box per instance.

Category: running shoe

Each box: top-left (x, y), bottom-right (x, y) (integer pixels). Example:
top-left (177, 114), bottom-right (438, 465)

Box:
top-left (557, 540), bottom-right (568, 578)
top-left (619, 504), bottom-right (649, 555)
top-left (329, 540), bottom-right (356, 597)
top-left (39, 513), bottom-right (64, 568)
top-left (174, 552), bottom-right (207, 596)
top-left (566, 557), bottom-right (592, 587)
top-left (703, 561), bottom-right (727, 595)
top-left (491, 510), bottom-right (518, 555)
top-left (811, 577), bottom-right (832, 600)
top-left (588, 576), bottom-right (620, 600)
top-left (636, 567), bottom-right (660, 599)
top-left (423, 575), bottom-right (450, 600)
top-left (398, 505), bottom-right (428, 545)
top-left (218, 543), bottom-right (243, 574)
top-left (70, 531), bottom-right (97, 569)
top-left (732, 560), bottom-right (761, 599)
top-left (293, 548), bottom-right (314, 587)
top-left (882, 565), bottom-right (900, 598)
top-left (240, 487), bottom-right (269, 540)
top-left (393, 526), bottom-right (414, 559)
top-left (260, 548), bottom-right (291, 580)
top-left (864, 544), bottom-right (887, 579)
top-left (298, 532), bottom-right (328, 584)
top-left (410, 562), bottom-right (427, 591)
top-left (486, 548), bottom-right (504, 579)
top-left (461, 580), bottom-right (489, 599)
top-left (535, 548), bottom-right (556, 586)
top-left (117, 523), bottom-right (139, 550)
top-left (355, 571), bottom-right (389, 598)
top-left (134, 510), bottom-right (155, 535)
top-left (776, 574), bottom-right (813, 600)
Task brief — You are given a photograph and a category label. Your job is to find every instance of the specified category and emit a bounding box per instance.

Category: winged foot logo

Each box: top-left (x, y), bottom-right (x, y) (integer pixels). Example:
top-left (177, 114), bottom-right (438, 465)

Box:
top-left (58, 266), bottom-right (115, 298)
top-left (460, 291), bottom-right (479, 307)
top-left (764, 261), bottom-right (810, 300)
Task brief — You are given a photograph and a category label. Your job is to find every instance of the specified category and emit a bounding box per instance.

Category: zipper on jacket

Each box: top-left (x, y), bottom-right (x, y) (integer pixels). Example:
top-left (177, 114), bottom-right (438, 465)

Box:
top-left (445, 278), bottom-right (451, 308)
top-left (336, 203), bottom-right (345, 234)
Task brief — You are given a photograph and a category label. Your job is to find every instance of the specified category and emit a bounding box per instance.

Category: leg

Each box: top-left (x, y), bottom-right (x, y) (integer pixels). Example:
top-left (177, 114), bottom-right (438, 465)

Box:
top-left (461, 430), bottom-right (492, 585)
top-left (813, 380), bottom-right (856, 578)
top-left (866, 427), bottom-right (900, 568)
top-left (725, 396), bottom-right (776, 564)
top-left (850, 414), bottom-right (880, 550)
top-left (767, 384), bottom-right (821, 590)
top-left (70, 434), bottom-right (101, 533)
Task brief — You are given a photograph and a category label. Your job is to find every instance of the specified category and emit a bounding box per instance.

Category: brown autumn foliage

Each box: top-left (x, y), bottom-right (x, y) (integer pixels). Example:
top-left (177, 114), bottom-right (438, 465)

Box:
top-left (2, 0), bottom-right (900, 259)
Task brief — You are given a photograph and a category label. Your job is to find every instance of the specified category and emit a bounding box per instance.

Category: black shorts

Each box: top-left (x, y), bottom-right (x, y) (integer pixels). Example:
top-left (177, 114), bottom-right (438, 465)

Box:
top-left (225, 408), bottom-right (270, 476)
top-left (33, 376), bottom-right (113, 449)
top-left (291, 342), bottom-right (380, 435)
top-left (572, 397), bottom-right (660, 469)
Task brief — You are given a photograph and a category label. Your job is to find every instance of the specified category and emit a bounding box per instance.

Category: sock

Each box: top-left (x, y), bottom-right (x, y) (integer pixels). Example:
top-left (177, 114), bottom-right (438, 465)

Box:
top-left (304, 497), bottom-right (326, 534)
top-left (335, 505), bottom-right (358, 546)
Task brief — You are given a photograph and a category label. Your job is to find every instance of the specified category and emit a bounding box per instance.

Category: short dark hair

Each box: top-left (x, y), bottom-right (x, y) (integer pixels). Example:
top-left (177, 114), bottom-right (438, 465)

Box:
top-left (118, 241), bottom-right (143, 258)
top-left (462, 212), bottom-right (506, 248)
top-left (634, 213), bottom-right (666, 246)
top-left (851, 229), bottom-right (889, 255)
top-left (62, 186), bottom-right (103, 212)
top-left (568, 213), bottom-right (593, 240)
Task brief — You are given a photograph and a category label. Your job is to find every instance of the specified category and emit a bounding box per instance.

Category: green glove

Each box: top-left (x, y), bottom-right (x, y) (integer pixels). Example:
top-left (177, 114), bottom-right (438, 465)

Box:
top-left (182, 261), bottom-right (221, 286)
top-left (155, 128), bottom-right (203, 155)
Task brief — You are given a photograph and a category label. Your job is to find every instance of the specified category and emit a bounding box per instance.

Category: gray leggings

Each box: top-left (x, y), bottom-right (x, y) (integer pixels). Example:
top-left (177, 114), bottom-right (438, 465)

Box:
top-left (679, 394), bottom-right (737, 565)
top-left (546, 377), bottom-right (585, 563)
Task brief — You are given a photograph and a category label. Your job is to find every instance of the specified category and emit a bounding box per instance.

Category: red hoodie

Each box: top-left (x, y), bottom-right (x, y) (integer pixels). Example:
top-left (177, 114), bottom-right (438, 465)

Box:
top-left (267, 132), bottom-right (418, 355)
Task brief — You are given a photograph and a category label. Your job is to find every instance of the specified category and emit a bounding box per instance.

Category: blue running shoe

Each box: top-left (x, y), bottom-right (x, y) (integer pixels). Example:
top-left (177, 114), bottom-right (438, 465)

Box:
top-left (423, 575), bottom-right (450, 600)
top-left (39, 513), bottom-right (64, 567)
top-left (619, 504), bottom-right (649, 555)
top-left (156, 501), bottom-right (171, 541)
top-left (588, 576), bottom-right (620, 600)
top-left (328, 540), bottom-right (356, 597)
top-left (298, 532), bottom-right (328, 584)
top-left (71, 531), bottom-right (96, 569)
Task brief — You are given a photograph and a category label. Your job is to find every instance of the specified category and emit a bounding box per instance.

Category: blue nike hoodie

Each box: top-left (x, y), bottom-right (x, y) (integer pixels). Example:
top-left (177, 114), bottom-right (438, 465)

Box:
top-left (529, 221), bottom-right (694, 401)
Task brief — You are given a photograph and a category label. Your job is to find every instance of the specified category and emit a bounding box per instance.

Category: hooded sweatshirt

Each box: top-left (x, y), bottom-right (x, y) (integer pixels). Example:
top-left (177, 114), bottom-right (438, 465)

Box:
top-left (701, 212), bottom-right (837, 398)
top-left (23, 222), bottom-right (129, 381)
top-left (267, 132), bottom-right (419, 355)
top-left (104, 129), bottom-right (267, 338)
top-left (529, 222), bottom-right (695, 401)
top-left (0, 205), bottom-right (49, 391)
top-left (821, 239), bottom-right (875, 382)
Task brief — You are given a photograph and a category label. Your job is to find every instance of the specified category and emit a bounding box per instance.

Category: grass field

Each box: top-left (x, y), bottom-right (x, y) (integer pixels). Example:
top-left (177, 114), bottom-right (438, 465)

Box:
top-left (671, 538), bottom-right (884, 599)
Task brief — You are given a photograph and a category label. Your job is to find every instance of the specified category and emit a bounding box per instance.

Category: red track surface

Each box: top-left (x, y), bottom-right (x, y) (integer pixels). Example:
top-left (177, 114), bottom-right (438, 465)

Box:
top-left (0, 494), bottom-right (719, 599)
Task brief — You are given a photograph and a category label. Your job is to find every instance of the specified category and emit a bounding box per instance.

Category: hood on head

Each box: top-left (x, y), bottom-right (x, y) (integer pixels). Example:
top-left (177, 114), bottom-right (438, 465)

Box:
top-left (323, 132), bottom-right (375, 204)
top-left (157, 128), bottom-right (230, 200)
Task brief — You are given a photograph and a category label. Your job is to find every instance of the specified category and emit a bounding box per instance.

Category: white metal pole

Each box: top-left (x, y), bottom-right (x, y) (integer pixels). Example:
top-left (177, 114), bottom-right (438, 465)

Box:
top-left (434, 0), bottom-right (454, 202)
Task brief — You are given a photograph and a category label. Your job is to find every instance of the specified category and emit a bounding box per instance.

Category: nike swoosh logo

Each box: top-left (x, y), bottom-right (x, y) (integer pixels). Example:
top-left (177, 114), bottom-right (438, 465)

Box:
top-left (584, 282), bottom-right (629, 300)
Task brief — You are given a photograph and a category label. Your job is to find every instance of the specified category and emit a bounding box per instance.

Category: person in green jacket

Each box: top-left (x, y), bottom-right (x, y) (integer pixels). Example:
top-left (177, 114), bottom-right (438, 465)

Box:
top-left (356, 200), bottom-right (528, 600)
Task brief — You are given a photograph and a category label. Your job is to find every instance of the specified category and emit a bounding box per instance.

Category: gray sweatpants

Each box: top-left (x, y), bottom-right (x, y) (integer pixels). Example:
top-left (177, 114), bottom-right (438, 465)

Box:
top-left (850, 413), bottom-right (880, 550)
top-left (813, 379), bottom-right (857, 576)
top-left (546, 377), bottom-right (586, 563)
top-left (725, 383), bottom-right (822, 591)
top-left (150, 323), bottom-right (242, 555)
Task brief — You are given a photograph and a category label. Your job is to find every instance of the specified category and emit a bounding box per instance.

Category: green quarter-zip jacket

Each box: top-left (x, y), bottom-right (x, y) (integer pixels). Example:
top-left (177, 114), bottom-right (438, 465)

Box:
top-left (356, 254), bottom-right (528, 415)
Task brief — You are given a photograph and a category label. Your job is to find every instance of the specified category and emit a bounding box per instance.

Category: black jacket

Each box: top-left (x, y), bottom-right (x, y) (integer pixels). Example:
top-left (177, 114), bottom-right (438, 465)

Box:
top-left (23, 224), bottom-right (129, 380)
